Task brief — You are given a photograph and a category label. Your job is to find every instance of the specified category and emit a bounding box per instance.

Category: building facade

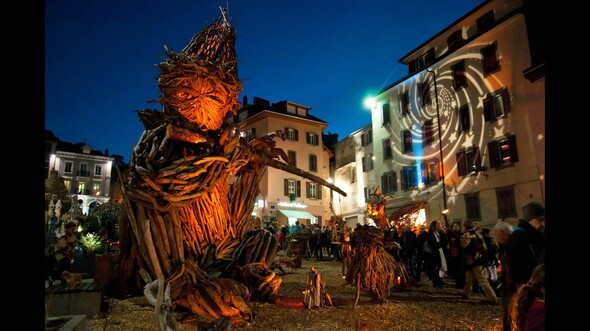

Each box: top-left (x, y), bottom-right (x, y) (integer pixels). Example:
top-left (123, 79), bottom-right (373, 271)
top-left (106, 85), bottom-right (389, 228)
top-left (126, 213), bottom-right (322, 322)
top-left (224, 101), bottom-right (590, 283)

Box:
top-left (331, 124), bottom-right (374, 228)
top-left (235, 97), bottom-right (334, 228)
top-left (366, 0), bottom-right (544, 228)
top-left (46, 131), bottom-right (115, 216)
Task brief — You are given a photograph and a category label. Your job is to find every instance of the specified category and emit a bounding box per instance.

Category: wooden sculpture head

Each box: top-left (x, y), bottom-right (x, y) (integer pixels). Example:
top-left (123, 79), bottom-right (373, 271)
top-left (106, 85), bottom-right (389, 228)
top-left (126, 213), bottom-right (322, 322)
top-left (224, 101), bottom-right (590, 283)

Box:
top-left (157, 8), bottom-right (242, 131)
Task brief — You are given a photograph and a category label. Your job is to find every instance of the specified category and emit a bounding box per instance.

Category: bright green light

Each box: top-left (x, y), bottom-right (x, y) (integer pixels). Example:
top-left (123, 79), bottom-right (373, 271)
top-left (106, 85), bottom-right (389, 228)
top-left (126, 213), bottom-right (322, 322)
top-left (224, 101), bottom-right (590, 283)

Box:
top-left (363, 96), bottom-right (376, 109)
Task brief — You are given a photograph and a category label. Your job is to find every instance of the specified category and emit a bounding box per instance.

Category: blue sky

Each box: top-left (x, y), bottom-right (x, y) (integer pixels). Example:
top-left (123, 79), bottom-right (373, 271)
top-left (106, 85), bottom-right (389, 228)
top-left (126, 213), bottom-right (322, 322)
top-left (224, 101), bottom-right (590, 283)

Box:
top-left (45, 0), bottom-right (483, 161)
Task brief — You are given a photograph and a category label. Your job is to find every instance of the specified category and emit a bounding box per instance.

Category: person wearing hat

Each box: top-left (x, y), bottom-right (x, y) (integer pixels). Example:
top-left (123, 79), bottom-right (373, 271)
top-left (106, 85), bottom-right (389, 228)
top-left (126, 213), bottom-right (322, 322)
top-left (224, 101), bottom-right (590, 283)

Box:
top-left (503, 202), bottom-right (545, 330)
top-left (459, 220), bottom-right (498, 304)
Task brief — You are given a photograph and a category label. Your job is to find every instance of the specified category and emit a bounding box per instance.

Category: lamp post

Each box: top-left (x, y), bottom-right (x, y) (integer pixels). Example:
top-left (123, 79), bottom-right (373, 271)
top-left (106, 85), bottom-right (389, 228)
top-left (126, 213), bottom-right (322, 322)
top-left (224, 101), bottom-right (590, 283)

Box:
top-left (427, 68), bottom-right (448, 227)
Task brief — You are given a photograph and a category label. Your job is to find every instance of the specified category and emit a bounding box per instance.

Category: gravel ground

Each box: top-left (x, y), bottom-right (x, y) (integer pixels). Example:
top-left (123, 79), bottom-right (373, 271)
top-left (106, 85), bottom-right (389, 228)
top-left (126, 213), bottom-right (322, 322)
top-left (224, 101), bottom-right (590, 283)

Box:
top-left (86, 257), bottom-right (503, 331)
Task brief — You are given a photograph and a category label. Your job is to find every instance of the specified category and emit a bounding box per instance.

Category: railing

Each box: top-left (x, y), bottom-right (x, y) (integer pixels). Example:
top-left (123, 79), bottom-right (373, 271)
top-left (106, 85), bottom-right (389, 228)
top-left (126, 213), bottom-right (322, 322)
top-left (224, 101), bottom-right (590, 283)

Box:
top-left (335, 155), bottom-right (356, 168)
top-left (77, 170), bottom-right (91, 177)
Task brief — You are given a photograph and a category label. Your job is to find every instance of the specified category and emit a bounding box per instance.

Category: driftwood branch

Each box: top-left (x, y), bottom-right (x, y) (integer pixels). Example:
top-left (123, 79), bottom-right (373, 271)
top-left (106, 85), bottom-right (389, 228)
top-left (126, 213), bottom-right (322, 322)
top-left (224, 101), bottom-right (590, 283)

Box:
top-left (251, 154), bottom-right (347, 197)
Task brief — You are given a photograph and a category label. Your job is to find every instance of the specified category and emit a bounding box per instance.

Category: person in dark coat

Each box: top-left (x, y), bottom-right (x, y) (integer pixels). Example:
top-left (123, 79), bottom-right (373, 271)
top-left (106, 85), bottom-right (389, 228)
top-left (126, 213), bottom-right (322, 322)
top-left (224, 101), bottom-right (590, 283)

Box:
top-left (415, 224), bottom-right (429, 281)
top-left (446, 221), bottom-right (466, 288)
top-left (399, 223), bottom-right (418, 279)
top-left (504, 202), bottom-right (545, 330)
top-left (426, 220), bottom-right (449, 288)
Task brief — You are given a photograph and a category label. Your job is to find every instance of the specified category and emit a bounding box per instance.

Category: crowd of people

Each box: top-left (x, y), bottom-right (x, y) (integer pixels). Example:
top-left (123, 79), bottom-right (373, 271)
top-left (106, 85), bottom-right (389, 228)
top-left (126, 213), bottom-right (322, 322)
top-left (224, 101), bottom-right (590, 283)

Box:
top-left (271, 200), bottom-right (545, 330)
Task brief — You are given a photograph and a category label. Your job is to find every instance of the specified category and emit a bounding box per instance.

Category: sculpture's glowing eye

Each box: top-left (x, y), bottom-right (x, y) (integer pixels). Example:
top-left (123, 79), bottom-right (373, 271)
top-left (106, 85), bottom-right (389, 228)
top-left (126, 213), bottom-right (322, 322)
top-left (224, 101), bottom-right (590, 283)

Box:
top-left (177, 92), bottom-right (191, 100)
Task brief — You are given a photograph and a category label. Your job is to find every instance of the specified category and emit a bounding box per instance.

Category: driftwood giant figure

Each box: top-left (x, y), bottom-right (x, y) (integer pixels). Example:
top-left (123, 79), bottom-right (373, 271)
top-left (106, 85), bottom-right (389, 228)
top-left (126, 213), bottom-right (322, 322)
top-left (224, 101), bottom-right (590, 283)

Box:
top-left (116, 8), bottom-right (345, 326)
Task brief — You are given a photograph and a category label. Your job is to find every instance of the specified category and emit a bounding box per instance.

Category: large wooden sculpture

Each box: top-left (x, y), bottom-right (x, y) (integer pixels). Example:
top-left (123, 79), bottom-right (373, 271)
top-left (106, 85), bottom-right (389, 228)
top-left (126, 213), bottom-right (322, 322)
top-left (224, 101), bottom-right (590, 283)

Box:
top-left (116, 8), bottom-right (345, 326)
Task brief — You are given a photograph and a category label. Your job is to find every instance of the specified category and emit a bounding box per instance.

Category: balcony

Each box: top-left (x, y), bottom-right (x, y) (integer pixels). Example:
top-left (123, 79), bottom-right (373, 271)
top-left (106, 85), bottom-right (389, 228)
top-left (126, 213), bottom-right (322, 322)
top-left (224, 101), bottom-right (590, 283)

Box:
top-left (336, 155), bottom-right (356, 168)
top-left (77, 170), bottom-right (91, 177)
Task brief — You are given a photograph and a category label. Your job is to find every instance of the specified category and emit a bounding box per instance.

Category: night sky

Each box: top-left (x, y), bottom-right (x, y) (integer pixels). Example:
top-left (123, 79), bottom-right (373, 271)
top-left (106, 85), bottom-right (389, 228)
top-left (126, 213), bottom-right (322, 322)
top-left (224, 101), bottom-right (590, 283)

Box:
top-left (45, 0), bottom-right (483, 161)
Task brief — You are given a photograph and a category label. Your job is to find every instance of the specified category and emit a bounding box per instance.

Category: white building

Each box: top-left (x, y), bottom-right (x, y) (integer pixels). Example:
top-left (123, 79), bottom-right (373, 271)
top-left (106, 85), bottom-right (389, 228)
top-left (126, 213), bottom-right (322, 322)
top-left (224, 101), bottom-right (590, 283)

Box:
top-left (365, 0), bottom-right (544, 228)
top-left (46, 132), bottom-right (115, 216)
top-left (332, 124), bottom-right (374, 228)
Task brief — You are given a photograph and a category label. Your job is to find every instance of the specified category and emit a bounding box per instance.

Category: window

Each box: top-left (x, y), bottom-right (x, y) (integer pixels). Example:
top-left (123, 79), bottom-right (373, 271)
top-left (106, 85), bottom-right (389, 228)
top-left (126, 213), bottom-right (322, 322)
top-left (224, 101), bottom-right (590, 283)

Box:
top-left (78, 181), bottom-right (86, 195)
top-left (447, 30), bottom-right (464, 51)
top-left (362, 154), bottom-right (374, 172)
top-left (285, 127), bottom-right (299, 141)
top-left (306, 132), bottom-right (319, 146)
top-left (361, 130), bottom-right (372, 146)
top-left (400, 166), bottom-right (417, 190)
top-left (79, 163), bottom-right (89, 177)
top-left (402, 130), bottom-right (412, 153)
top-left (465, 192), bottom-right (481, 220)
top-left (383, 139), bottom-right (393, 160)
top-left (288, 151), bottom-right (297, 167)
top-left (399, 91), bottom-right (409, 116)
top-left (476, 10), bottom-right (495, 33)
top-left (488, 135), bottom-right (519, 168)
top-left (64, 180), bottom-right (71, 193)
top-left (452, 60), bottom-right (467, 90)
top-left (363, 187), bottom-right (374, 202)
top-left (459, 105), bottom-right (471, 132)
top-left (284, 179), bottom-right (301, 198)
top-left (409, 48), bottom-right (435, 73)
top-left (382, 103), bottom-right (391, 125)
top-left (94, 165), bottom-right (102, 176)
top-left (423, 120), bottom-right (434, 145)
top-left (481, 42), bottom-right (500, 75)
top-left (93, 182), bottom-right (101, 194)
top-left (456, 147), bottom-right (482, 176)
top-left (483, 88), bottom-right (510, 121)
top-left (64, 161), bottom-right (73, 173)
top-left (350, 167), bottom-right (357, 184)
top-left (422, 158), bottom-right (440, 185)
top-left (381, 171), bottom-right (397, 194)
top-left (308, 154), bottom-right (317, 172)
top-left (307, 182), bottom-right (322, 200)
top-left (496, 186), bottom-right (516, 218)
top-left (246, 128), bottom-right (256, 142)
top-left (420, 83), bottom-right (431, 107)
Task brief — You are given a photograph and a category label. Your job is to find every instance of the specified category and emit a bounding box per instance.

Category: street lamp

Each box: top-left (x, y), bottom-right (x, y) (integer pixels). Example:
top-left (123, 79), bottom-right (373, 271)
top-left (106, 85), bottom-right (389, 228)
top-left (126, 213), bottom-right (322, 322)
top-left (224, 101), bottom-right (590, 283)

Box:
top-left (426, 68), bottom-right (448, 227)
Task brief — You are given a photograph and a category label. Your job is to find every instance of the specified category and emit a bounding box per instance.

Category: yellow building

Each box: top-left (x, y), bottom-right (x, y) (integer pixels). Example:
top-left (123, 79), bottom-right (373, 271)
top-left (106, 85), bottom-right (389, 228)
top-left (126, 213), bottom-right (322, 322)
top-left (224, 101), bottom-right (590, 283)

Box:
top-left (235, 96), bottom-right (336, 228)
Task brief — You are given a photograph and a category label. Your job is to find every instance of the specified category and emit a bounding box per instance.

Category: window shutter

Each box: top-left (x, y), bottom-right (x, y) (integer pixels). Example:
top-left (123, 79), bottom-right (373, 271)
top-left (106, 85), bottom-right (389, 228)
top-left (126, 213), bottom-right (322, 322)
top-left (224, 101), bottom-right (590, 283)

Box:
top-left (483, 95), bottom-right (492, 121)
top-left (426, 48), bottom-right (435, 63)
top-left (306, 133), bottom-right (310, 144)
top-left (501, 88), bottom-right (511, 115)
top-left (408, 60), bottom-right (416, 74)
top-left (294, 130), bottom-right (299, 141)
top-left (473, 147), bottom-right (482, 171)
top-left (401, 92), bottom-right (409, 115)
top-left (296, 180), bottom-right (301, 197)
top-left (306, 182), bottom-right (310, 198)
top-left (284, 179), bottom-right (288, 196)
top-left (456, 151), bottom-right (466, 176)
top-left (488, 140), bottom-right (500, 168)
top-left (508, 135), bottom-right (519, 163)
top-left (400, 170), bottom-right (407, 189)
top-left (318, 186), bottom-right (322, 199)
top-left (382, 103), bottom-right (391, 124)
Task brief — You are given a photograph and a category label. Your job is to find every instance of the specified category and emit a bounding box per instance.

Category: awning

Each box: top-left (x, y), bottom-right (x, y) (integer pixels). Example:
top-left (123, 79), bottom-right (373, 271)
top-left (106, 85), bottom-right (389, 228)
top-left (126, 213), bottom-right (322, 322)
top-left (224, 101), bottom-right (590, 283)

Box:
top-left (279, 209), bottom-right (317, 221)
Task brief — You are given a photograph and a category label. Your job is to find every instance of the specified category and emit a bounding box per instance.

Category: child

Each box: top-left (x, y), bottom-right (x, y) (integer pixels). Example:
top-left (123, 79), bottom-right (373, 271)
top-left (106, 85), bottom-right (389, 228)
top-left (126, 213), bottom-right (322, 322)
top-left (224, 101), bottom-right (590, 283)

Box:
top-left (508, 263), bottom-right (545, 331)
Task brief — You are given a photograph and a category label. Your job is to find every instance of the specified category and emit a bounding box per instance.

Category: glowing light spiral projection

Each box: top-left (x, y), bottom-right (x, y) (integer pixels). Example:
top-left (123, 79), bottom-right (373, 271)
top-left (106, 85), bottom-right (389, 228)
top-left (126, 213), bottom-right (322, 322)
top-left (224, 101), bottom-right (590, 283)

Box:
top-left (395, 48), bottom-right (507, 197)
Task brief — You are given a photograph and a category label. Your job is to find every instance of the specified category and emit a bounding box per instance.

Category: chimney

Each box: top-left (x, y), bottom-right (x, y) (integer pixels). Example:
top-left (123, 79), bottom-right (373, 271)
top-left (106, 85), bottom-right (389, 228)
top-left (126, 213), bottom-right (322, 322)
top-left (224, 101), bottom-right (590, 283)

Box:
top-left (242, 95), bottom-right (248, 106)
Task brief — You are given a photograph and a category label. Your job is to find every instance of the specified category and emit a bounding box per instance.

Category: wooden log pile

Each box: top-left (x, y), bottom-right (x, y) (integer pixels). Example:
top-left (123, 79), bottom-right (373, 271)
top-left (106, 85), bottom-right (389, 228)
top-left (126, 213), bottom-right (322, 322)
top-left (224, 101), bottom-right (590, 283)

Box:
top-left (303, 267), bottom-right (333, 309)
